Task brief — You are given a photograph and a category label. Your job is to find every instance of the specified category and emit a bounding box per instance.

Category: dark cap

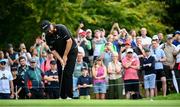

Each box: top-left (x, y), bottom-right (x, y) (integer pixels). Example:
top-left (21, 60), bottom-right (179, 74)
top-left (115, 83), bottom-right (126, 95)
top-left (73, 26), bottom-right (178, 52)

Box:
top-left (174, 30), bottom-right (180, 35)
top-left (81, 66), bottom-right (88, 71)
top-left (41, 20), bottom-right (51, 33)
top-left (11, 67), bottom-right (18, 71)
top-left (144, 48), bottom-right (150, 52)
top-left (50, 60), bottom-right (57, 65)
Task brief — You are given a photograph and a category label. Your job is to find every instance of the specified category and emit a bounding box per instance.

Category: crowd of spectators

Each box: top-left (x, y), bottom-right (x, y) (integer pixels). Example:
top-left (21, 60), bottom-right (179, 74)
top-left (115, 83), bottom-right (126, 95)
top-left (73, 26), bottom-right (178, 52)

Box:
top-left (0, 22), bottom-right (180, 100)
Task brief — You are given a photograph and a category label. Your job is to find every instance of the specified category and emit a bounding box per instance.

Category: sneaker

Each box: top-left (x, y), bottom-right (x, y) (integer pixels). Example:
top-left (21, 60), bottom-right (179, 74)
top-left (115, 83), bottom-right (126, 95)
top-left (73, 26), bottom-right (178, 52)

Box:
top-left (66, 97), bottom-right (72, 100)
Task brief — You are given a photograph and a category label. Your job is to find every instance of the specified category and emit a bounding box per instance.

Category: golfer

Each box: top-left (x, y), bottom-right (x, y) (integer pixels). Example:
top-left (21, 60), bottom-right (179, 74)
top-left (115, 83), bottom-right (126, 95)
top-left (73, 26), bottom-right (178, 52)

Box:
top-left (41, 20), bottom-right (78, 99)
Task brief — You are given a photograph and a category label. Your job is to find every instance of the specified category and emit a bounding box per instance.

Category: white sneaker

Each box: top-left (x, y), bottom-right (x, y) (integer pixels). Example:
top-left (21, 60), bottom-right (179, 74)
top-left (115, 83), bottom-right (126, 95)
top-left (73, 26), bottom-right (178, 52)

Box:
top-left (66, 97), bottom-right (72, 100)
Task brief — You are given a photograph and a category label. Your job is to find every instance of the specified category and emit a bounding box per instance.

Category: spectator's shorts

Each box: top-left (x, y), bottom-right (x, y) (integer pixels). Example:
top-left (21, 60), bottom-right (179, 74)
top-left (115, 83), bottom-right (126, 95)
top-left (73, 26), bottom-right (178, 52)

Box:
top-left (155, 69), bottom-right (166, 80)
top-left (124, 79), bottom-right (139, 93)
top-left (144, 74), bottom-right (156, 89)
top-left (93, 82), bottom-right (106, 94)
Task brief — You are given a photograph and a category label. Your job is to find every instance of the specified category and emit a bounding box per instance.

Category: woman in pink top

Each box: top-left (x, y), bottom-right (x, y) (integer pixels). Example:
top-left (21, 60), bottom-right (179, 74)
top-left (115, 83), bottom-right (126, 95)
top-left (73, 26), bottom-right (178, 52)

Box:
top-left (40, 52), bottom-right (55, 72)
top-left (122, 48), bottom-right (140, 99)
top-left (92, 57), bottom-right (107, 99)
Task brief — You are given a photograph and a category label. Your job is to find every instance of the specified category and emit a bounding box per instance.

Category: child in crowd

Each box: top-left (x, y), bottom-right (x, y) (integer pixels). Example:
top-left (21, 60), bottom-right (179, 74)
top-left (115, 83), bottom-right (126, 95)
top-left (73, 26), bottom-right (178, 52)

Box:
top-left (142, 48), bottom-right (156, 100)
top-left (77, 67), bottom-right (92, 99)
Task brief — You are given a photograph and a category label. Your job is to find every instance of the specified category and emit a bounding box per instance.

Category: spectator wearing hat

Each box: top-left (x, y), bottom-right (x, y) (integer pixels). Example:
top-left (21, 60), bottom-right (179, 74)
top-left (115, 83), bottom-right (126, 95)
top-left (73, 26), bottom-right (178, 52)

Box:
top-left (77, 66), bottom-right (92, 99)
top-left (150, 40), bottom-right (167, 96)
top-left (159, 34), bottom-right (178, 94)
top-left (92, 57), bottom-right (107, 99)
top-left (0, 59), bottom-right (14, 99)
top-left (107, 52), bottom-right (123, 99)
top-left (44, 60), bottom-right (59, 99)
top-left (172, 31), bottom-right (180, 46)
top-left (73, 52), bottom-right (88, 99)
top-left (122, 48), bottom-right (140, 99)
top-left (41, 20), bottom-right (78, 99)
top-left (142, 48), bottom-right (156, 100)
top-left (0, 51), bottom-right (13, 71)
top-left (24, 58), bottom-right (44, 99)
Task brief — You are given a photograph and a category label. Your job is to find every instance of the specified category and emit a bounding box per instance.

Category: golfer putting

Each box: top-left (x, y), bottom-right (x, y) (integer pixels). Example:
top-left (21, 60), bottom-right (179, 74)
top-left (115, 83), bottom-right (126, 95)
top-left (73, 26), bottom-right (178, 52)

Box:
top-left (41, 20), bottom-right (78, 99)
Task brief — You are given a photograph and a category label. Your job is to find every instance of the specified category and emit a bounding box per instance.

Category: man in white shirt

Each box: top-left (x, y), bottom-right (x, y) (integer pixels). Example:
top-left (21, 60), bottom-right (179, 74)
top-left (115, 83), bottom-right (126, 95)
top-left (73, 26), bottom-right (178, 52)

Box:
top-left (140, 28), bottom-right (152, 48)
top-left (0, 59), bottom-right (14, 99)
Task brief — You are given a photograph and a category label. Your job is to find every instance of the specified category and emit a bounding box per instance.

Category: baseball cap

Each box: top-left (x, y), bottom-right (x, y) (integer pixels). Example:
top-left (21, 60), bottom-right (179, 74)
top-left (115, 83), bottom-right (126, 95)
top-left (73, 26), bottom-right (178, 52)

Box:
top-left (41, 20), bottom-right (51, 33)
top-left (81, 66), bottom-right (88, 71)
top-left (167, 34), bottom-right (173, 39)
top-left (144, 48), bottom-right (150, 52)
top-left (30, 58), bottom-right (36, 63)
top-left (174, 30), bottom-right (180, 35)
top-left (50, 60), bottom-right (57, 65)
top-left (152, 35), bottom-right (159, 40)
top-left (0, 59), bottom-right (6, 65)
top-left (11, 66), bottom-right (18, 71)
top-left (126, 48), bottom-right (134, 53)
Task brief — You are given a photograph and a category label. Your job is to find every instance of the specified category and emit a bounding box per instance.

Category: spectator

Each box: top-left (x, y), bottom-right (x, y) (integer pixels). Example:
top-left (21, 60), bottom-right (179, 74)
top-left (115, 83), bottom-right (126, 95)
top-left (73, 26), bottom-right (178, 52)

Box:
top-left (44, 60), bottom-right (59, 99)
top-left (40, 51), bottom-right (55, 72)
top-left (6, 43), bottom-right (19, 67)
top-left (142, 48), bottom-right (156, 100)
top-left (19, 43), bottom-right (31, 65)
top-left (73, 52), bottom-right (88, 99)
top-left (129, 29), bottom-right (137, 48)
top-left (158, 32), bottom-right (164, 44)
top-left (0, 59), bottom-right (14, 99)
top-left (122, 48), bottom-right (140, 99)
top-left (150, 40), bottom-right (167, 96)
top-left (92, 30), bottom-right (106, 61)
top-left (11, 66), bottom-right (23, 99)
top-left (17, 56), bottom-right (30, 99)
top-left (172, 31), bottom-right (180, 46)
top-left (100, 42), bottom-right (115, 68)
top-left (160, 34), bottom-right (178, 94)
top-left (92, 57), bottom-right (107, 99)
top-left (140, 28), bottom-right (152, 48)
top-left (77, 66), bottom-right (92, 99)
top-left (107, 52), bottom-right (123, 99)
top-left (0, 51), bottom-right (12, 71)
top-left (24, 58), bottom-right (44, 99)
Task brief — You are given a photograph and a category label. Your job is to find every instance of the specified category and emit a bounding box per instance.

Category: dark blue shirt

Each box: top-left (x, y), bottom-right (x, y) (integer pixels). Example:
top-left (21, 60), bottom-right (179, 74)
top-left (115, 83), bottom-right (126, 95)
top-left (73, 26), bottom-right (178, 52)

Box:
top-left (77, 75), bottom-right (92, 96)
top-left (44, 70), bottom-right (59, 88)
top-left (142, 56), bottom-right (155, 75)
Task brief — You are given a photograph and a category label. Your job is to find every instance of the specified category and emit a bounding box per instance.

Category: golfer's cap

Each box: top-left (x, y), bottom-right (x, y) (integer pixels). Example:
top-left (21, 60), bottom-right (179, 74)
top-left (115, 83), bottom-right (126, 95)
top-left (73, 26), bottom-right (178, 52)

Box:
top-left (41, 20), bottom-right (51, 33)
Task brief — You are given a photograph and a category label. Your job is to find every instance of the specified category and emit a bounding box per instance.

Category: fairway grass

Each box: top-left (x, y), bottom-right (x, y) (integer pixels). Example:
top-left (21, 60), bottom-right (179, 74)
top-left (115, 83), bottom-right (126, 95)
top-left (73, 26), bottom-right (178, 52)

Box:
top-left (0, 100), bottom-right (180, 107)
top-left (1, 94), bottom-right (180, 107)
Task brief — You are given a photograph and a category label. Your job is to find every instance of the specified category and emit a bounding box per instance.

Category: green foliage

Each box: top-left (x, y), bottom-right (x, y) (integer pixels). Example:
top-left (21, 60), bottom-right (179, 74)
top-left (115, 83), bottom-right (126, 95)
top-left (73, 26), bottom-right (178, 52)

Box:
top-left (0, 0), bottom-right (179, 50)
